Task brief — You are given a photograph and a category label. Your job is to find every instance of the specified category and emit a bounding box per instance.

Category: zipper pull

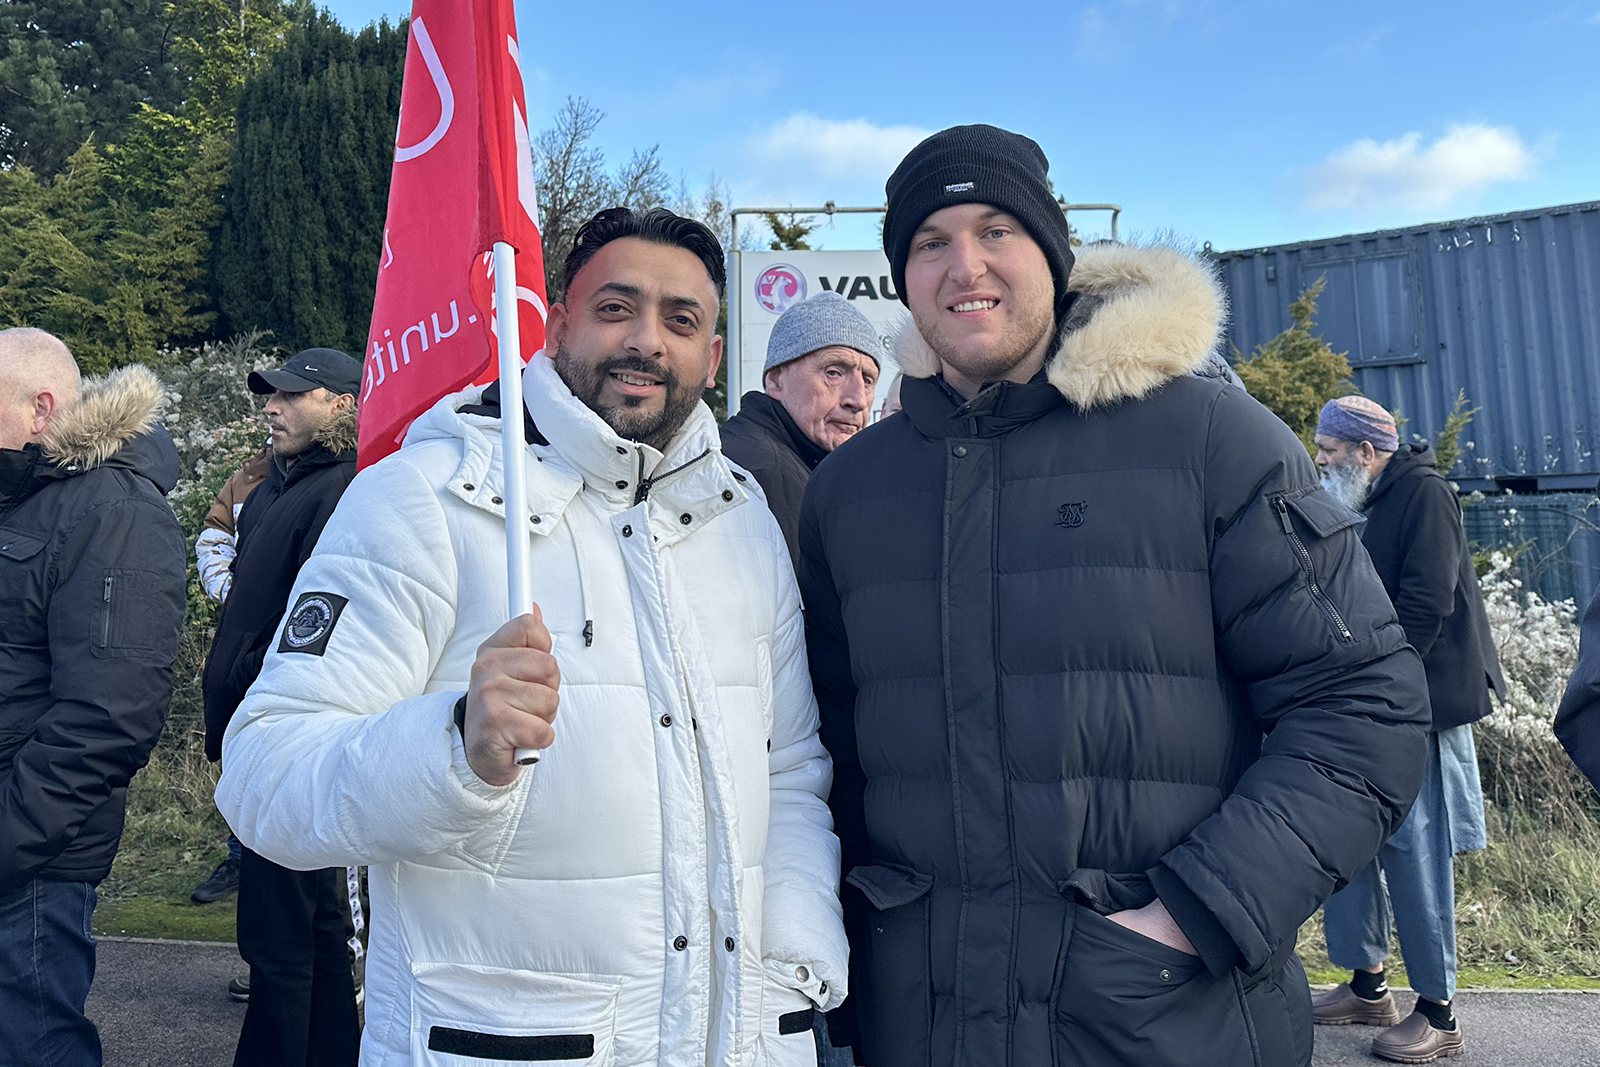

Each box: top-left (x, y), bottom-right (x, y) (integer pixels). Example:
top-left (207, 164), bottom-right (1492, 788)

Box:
top-left (1272, 497), bottom-right (1294, 534)
top-left (103, 576), bottom-right (113, 602)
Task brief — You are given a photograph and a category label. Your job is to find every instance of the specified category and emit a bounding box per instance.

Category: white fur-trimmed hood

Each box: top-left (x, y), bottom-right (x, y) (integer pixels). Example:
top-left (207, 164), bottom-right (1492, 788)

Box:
top-left (40, 364), bottom-right (167, 468)
top-left (891, 242), bottom-right (1229, 409)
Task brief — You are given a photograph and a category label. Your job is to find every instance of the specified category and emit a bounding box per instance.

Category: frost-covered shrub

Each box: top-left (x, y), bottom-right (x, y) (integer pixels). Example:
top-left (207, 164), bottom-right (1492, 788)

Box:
top-left (1476, 552), bottom-right (1592, 829)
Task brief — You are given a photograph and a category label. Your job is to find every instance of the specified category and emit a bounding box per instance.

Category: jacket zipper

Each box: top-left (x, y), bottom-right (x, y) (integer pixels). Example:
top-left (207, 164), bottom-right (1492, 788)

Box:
top-left (1272, 496), bottom-right (1353, 643)
top-left (633, 448), bottom-right (712, 504)
top-left (102, 575), bottom-right (114, 646)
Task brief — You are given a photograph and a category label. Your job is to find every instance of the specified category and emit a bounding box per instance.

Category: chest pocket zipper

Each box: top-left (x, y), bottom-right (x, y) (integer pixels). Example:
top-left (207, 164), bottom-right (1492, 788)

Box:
top-left (101, 575), bottom-right (114, 647)
top-left (1272, 495), bottom-right (1354, 643)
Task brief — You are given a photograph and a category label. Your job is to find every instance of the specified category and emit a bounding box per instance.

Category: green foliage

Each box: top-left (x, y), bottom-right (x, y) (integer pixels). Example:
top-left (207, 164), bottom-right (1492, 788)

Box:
top-left (0, 123), bottom-right (231, 372)
top-left (764, 212), bottom-right (815, 251)
top-left (1433, 389), bottom-right (1478, 477)
top-left (1231, 277), bottom-right (1357, 451)
top-left (212, 11), bottom-right (407, 353)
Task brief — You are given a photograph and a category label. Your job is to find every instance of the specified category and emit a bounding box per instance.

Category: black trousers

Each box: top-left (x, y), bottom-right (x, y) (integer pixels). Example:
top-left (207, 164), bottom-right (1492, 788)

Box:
top-left (234, 847), bottom-right (360, 1067)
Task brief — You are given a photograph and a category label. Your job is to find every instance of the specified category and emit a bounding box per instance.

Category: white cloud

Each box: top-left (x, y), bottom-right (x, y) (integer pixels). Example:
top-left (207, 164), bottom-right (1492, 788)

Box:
top-left (1300, 124), bottom-right (1533, 215)
top-left (738, 114), bottom-right (932, 206)
top-left (1073, 0), bottom-right (1190, 63)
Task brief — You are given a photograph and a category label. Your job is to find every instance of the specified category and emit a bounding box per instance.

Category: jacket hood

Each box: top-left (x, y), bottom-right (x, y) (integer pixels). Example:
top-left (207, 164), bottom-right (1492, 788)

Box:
top-left (40, 364), bottom-right (167, 469)
top-left (891, 242), bottom-right (1232, 409)
top-left (312, 407), bottom-right (359, 454)
top-left (1367, 443), bottom-right (1436, 507)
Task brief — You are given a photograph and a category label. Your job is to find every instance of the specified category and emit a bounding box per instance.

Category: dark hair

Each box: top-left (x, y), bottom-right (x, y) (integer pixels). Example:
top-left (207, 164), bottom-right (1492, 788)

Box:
top-left (563, 207), bottom-right (726, 300)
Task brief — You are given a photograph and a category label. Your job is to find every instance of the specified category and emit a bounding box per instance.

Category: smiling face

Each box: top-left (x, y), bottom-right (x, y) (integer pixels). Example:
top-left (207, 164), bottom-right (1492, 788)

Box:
top-left (765, 345), bottom-right (879, 451)
top-left (903, 203), bottom-right (1057, 398)
top-left (547, 237), bottom-right (723, 453)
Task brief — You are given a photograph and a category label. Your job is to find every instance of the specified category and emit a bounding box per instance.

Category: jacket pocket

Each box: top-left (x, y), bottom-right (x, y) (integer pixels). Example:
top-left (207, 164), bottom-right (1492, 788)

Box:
top-left (92, 568), bottom-right (179, 660)
top-left (1271, 490), bottom-right (1361, 644)
top-left (755, 964), bottom-right (819, 1067)
top-left (409, 963), bottom-right (623, 1066)
top-left (846, 864), bottom-right (933, 1067)
top-left (1053, 904), bottom-right (1257, 1067)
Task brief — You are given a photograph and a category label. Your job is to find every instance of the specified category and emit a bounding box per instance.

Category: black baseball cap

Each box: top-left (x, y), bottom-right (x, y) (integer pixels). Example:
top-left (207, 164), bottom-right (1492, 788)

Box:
top-left (248, 348), bottom-right (362, 397)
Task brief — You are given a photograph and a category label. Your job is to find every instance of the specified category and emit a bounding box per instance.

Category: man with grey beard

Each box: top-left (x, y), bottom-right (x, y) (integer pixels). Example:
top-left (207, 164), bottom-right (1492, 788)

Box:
top-left (1311, 395), bottom-right (1505, 1064)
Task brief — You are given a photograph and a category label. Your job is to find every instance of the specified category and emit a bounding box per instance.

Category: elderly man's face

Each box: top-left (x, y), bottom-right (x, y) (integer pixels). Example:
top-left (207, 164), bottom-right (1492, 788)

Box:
top-left (766, 346), bottom-right (878, 451)
top-left (547, 237), bottom-right (722, 453)
top-left (1314, 434), bottom-right (1379, 510)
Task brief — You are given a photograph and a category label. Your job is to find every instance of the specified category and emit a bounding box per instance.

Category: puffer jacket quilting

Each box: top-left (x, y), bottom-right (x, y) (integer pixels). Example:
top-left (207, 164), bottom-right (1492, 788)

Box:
top-left (801, 244), bottom-right (1431, 1067)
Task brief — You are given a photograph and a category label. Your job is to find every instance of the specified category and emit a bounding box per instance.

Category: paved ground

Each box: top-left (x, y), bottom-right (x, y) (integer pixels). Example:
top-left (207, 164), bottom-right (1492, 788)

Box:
top-left (88, 939), bottom-right (1600, 1065)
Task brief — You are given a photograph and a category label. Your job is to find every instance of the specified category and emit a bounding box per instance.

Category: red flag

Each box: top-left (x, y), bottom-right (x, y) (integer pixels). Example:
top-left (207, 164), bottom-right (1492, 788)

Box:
top-left (357, 0), bottom-right (548, 467)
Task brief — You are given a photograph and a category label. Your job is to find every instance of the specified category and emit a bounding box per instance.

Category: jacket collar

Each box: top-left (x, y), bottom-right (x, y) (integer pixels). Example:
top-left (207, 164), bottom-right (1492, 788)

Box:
top-left (901, 369), bottom-right (1065, 441)
top-left (404, 355), bottom-right (750, 548)
top-left (1365, 443), bottom-right (1435, 508)
top-left (733, 391), bottom-right (828, 470)
top-left (892, 242), bottom-right (1233, 410)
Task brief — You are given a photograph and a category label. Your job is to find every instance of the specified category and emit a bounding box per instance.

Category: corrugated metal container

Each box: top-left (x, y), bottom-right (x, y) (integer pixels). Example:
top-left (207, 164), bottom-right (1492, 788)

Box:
top-left (1215, 201), bottom-right (1600, 491)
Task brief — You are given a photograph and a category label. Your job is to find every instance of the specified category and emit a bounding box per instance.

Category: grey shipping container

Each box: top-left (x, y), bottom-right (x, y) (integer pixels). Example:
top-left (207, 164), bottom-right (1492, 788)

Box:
top-left (1213, 200), bottom-right (1600, 493)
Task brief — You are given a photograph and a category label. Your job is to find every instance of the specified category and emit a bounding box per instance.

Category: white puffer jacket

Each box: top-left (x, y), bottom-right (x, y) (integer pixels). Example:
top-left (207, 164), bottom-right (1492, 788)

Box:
top-left (216, 356), bottom-right (847, 1067)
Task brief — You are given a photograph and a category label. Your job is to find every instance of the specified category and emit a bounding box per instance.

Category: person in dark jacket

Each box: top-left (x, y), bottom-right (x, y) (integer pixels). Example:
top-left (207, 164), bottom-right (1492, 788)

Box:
top-left (720, 290), bottom-right (882, 564)
top-left (1555, 572), bottom-right (1600, 790)
top-left (799, 125), bottom-right (1432, 1067)
top-left (1311, 397), bottom-right (1506, 1063)
top-left (0, 329), bottom-right (187, 1063)
top-left (202, 346), bottom-right (362, 1067)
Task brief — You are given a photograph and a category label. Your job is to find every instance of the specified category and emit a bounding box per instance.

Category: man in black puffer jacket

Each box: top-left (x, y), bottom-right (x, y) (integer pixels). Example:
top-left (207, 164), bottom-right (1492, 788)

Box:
top-left (800, 125), bottom-right (1431, 1067)
top-left (202, 347), bottom-right (362, 1067)
top-left (0, 329), bottom-right (187, 1061)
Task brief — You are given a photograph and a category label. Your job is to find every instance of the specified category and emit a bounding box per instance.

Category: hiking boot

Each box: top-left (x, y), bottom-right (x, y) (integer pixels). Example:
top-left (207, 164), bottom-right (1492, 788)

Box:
top-left (1372, 1011), bottom-right (1465, 1063)
top-left (227, 975), bottom-right (250, 1002)
top-left (190, 857), bottom-right (241, 903)
top-left (1311, 982), bottom-right (1401, 1026)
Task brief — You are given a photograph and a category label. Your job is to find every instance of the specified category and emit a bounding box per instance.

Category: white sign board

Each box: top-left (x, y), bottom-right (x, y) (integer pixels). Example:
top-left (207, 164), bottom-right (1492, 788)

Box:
top-left (727, 249), bottom-right (910, 416)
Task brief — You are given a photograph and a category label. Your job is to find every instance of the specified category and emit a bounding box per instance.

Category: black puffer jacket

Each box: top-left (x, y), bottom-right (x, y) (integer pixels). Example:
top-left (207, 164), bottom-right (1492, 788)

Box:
top-left (202, 413), bottom-right (356, 759)
top-left (800, 245), bottom-right (1431, 1067)
top-left (0, 366), bottom-right (187, 891)
top-left (719, 390), bottom-right (827, 566)
top-left (1358, 444), bottom-right (1505, 731)
top-left (1555, 581), bottom-right (1600, 790)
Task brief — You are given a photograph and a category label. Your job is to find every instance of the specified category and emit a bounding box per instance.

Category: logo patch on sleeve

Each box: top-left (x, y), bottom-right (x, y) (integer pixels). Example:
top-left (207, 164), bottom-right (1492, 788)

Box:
top-left (277, 592), bottom-right (348, 656)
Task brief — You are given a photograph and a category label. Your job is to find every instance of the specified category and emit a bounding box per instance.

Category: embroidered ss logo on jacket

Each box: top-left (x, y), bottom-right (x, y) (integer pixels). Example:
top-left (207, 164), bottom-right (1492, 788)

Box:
top-left (1056, 501), bottom-right (1089, 528)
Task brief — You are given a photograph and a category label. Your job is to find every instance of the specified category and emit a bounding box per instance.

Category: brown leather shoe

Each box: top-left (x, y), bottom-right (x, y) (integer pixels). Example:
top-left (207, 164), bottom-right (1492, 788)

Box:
top-left (1371, 1011), bottom-right (1465, 1063)
top-left (1311, 982), bottom-right (1402, 1026)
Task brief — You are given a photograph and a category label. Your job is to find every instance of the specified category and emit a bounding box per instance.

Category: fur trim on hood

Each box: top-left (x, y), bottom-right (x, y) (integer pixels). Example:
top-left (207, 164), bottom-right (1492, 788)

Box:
top-left (313, 406), bottom-right (359, 454)
top-left (40, 364), bottom-right (167, 469)
top-left (891, 242), bottom-right (1228, 409)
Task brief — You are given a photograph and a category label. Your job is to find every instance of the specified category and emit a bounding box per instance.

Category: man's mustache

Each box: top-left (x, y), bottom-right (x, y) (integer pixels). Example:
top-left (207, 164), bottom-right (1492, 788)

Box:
top-left (598, 354), bottom-right (677, 386)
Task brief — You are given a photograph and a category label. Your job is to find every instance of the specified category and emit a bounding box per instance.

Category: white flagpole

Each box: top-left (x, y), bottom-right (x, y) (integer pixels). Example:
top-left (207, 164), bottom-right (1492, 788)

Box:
top-left (492, 239), bottom-right (540, 767)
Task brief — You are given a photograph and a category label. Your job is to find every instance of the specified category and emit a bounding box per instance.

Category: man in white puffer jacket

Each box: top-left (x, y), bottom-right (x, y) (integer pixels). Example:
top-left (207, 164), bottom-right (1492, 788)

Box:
top-left (216, 207), bottom-right (847, 1067)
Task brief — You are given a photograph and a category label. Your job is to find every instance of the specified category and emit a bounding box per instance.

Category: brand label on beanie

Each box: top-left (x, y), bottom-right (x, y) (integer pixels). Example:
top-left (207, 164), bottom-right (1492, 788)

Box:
top-left (944, 181), bottom-right (975, 193)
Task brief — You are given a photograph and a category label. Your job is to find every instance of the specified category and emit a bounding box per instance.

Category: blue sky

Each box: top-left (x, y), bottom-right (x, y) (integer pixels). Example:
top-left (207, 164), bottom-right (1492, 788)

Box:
top-left (324, 0), bottom-right (1599, 253)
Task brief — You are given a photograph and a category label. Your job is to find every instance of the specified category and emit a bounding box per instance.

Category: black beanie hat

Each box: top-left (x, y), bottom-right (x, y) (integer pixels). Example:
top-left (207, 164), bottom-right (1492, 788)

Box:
top-left (883, 124), bottom-right (1074, 310)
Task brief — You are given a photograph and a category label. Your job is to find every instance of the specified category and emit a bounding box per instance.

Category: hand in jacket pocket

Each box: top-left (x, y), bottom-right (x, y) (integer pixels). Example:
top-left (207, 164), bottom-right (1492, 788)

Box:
top-left (1104, 898), bottom-right (1197, 956)
top-left (465, 604), bottom-right (561, 785)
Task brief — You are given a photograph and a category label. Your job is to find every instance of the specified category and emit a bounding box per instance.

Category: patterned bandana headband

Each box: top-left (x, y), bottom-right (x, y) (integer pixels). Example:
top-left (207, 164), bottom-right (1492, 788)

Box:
top-left (1316, 395), bottom-right (1399, 453)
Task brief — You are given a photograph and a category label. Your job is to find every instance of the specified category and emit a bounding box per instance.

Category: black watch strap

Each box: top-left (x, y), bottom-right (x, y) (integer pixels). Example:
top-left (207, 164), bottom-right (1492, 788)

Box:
top-left (453, 694), bottom-right (468, 736)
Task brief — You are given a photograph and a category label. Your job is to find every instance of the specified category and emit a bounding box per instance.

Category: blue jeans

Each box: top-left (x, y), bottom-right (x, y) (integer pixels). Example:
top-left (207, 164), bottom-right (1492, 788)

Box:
top-left (1322, 728), bottom-right (1472, 1002)
top-left (0, 878), bottom-right (102, 1065)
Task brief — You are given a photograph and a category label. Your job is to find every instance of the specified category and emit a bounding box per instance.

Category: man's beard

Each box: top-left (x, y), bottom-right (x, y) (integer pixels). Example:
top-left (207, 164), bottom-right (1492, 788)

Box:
top-left (912, 298), bottom-right (1056, 388)
top-left (552, 344), bottom-right (705, 453)
top-left (1321, 454), bottom-right (1373, 510)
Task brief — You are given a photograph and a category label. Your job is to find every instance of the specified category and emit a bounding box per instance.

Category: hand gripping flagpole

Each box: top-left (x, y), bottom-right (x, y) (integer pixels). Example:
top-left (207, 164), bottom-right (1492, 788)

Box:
top-left (492, 240), bottom-right (540, 767)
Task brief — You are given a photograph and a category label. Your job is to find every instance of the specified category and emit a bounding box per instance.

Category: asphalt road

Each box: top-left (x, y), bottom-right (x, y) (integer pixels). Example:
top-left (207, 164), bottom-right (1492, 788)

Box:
top-left (87, 939), bottom-right (1600, 1066)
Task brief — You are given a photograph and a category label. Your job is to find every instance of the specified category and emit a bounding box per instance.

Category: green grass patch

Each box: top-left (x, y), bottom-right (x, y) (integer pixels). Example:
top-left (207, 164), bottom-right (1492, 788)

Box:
top-left (99, 715), bottom-right (237, 943)
top-left (1296, 805), bottom-right (1600, 991)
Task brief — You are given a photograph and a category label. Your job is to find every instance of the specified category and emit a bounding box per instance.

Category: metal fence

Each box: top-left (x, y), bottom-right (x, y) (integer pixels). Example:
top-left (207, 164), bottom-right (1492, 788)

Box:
top-left (1462, 491), bottom-right (1600, 606)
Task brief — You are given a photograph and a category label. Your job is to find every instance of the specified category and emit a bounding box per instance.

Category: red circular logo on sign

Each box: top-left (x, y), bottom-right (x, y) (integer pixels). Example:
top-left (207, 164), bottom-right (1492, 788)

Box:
top-left (754, 264), bottom-right (806, 314)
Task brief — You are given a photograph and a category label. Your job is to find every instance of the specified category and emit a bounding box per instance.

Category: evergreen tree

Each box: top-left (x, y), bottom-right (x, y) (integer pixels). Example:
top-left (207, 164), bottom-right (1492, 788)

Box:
top-left (763, 212), bottom-right (815, 251)
top-left (1232, 277), bottom-right (1357, 451)
top-left (213, 12), bottom-right (406, 353)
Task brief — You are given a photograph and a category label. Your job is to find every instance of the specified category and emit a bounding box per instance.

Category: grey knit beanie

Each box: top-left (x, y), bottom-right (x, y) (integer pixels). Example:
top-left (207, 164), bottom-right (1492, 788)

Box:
top-left (763, 291), bottom-right (885, 379)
